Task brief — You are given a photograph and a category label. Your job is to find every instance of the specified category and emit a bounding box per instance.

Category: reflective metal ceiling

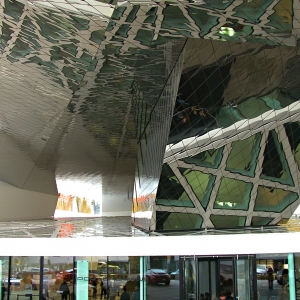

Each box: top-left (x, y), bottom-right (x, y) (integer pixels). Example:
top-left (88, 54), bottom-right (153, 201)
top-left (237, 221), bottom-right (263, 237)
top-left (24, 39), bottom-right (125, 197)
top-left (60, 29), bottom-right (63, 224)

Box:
top-left (1, 0), bottom-right (300, 223)
top-left (0, 215), bottom-right (297, 238)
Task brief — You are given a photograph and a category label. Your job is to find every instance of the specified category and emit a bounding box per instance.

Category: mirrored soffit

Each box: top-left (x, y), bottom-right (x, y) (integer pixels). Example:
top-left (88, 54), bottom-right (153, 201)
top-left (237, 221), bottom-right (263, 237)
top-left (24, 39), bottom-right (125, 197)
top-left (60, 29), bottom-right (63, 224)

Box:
top-left (0, 0), bottom-right (300, 223)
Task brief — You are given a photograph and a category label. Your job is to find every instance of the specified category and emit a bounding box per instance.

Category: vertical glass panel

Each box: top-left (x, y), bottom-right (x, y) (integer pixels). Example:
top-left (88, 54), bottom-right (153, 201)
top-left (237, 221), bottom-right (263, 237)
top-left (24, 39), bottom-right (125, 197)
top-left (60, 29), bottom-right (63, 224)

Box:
top-left (181, 147), bottom-right (223, 169)
top-left (156, 212), bottom-right (202, 230)
top-left (260, 130), bottom-right (294, 186)
top-left (74, 256), bottom-right (105, 300)
top-left (214, 177), bottom-right (252, 210)
top-left (11, 256), bottom-right (40, 299)
top-left (226, 134), bottom-right (261, 177)
top-left (294, 253), bottom-right (300, 300)
top-left (210, 261), bottom-right (217, 300)
top-left (156, 164), bottom-right (194, 208)
top-left (43, 256), bottom-right (73, 300)
top-left (179, 168), bottom-right (216, 210)
top-left (210, 215), bottom-right (246, 228)
top-left (140, 256), bottom-right (146, 300)
top-left (284, 122), bottom-right (300, 172)
top-left (107, 256), bottom-right (138, 299)
top-left (0, 257), bottom-right (9, 300)
top-left (256, 256), bottom-right (289, 300)
top-left (219, 259), bottom-right (234, 294)
top-left (288, 254), bottom-right (296, 300)
top-left (147, 256), bottom-right (179, 300)
top-left (198, 261), bottom-right (210, 299)
top-left (236, 259), bottom-right (251, 300)
top-left (184, 258), bottom-right (196, 300)
top-left (251, 216), bottom-right (273, 226)
top-left (254, 186), bottom-right (298, 212)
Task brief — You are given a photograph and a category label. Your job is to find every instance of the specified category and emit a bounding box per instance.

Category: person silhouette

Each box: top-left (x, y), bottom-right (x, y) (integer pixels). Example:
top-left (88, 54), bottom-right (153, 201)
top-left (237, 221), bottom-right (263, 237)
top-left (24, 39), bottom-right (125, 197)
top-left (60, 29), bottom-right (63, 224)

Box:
top-left (132, 285), bottom-right (140, 300)
top-left (120, 286), bottom-right (130, 300)
top-left (59, 280), bottom-right (70, 300)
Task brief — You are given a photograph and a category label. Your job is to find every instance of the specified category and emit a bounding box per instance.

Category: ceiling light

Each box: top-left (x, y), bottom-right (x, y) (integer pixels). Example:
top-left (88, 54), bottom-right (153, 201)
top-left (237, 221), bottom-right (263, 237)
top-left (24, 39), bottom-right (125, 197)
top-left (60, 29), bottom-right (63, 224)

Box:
top-left (219, 27), bottom-right (235, 37)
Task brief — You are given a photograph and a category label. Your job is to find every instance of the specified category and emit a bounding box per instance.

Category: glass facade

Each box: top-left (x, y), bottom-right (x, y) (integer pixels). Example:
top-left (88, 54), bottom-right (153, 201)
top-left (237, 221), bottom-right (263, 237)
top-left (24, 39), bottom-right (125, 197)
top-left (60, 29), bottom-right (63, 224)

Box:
top-left (0, 254), bottom-right (297, 300)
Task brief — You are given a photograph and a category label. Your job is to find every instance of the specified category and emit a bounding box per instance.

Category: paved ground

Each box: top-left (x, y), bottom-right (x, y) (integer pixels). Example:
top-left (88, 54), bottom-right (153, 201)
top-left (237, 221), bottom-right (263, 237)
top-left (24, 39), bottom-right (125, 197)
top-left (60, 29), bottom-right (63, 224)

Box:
top-left (146, 279), bottom-right (180, 300)
top-left (257, 279), bottom-right (290, 300)
top-left (145, 278), bottom-right (290, 300)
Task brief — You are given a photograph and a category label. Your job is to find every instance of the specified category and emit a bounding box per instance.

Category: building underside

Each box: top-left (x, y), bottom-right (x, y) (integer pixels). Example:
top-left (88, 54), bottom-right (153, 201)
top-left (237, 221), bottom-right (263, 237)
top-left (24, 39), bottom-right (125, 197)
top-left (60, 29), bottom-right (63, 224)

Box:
top-left (0, 0), bottom-right (300, 234)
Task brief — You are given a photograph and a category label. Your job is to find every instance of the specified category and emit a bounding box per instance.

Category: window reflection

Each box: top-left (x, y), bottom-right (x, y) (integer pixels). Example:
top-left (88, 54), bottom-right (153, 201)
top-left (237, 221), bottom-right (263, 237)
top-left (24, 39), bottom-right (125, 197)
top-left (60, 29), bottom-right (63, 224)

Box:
top-left (0, 257), bottom-right (9, 300)
top-left (10, 257), bottom-right (40, 300)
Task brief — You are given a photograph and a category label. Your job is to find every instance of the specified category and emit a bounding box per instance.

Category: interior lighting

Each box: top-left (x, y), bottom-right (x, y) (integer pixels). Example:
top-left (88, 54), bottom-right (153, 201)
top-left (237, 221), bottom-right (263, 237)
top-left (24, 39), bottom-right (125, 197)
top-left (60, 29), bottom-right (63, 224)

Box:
top-left (219, 27), bottom-right (235, 37)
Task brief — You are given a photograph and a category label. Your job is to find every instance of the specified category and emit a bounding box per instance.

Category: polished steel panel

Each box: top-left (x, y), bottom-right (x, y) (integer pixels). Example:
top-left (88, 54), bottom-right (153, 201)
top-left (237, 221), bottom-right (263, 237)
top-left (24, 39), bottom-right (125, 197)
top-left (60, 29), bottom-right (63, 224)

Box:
top-left (1, 0), bottom-right (300, 229)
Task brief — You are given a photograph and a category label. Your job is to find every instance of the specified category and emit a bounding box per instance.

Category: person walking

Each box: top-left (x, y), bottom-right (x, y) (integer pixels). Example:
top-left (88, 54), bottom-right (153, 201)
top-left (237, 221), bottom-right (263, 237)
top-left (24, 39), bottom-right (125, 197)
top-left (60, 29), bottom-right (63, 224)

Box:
top-left (91, 276), bottom-right (98, 298)
top-left (100, 279), bottom-right (110, 299)
top-left (59, 279), bottom-right (70, 300)
top-left (267, 268), bottom-right (274, 290)
top-left (120, 286), bottom-right (130, 300)
top-left (132, 285), bottom-right (140, 300)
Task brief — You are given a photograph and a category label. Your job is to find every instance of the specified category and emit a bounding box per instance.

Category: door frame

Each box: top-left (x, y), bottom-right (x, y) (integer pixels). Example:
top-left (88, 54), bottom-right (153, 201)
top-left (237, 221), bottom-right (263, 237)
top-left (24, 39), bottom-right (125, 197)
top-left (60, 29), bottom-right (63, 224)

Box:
top-left (180, 255), bottom-right (256, 300)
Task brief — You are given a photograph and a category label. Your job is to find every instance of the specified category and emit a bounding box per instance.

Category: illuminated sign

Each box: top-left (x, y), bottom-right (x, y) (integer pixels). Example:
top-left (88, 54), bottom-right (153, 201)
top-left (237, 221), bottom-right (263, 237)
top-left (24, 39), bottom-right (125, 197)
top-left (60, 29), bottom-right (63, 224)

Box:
top-left (76, 261), bottom-right (89, 300)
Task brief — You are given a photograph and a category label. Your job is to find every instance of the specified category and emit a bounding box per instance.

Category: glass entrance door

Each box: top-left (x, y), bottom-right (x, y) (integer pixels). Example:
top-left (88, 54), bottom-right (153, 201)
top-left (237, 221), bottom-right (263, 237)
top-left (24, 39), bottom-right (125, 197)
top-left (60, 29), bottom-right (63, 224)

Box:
top-left (235, 257), bottom-right (252, 300)
top-left (183, 257), bottom-right (196, 299)
top-left (219, 259), bottom-right (234, 296)
top-left (182, 256), bottom-right (254, 300)
top-left (198, 259), bottom-right (216, 300)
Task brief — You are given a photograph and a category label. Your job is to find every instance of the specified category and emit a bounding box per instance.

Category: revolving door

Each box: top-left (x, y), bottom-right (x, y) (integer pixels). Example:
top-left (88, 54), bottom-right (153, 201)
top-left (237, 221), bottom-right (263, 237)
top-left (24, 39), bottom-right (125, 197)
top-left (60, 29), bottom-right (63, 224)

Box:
top-left (181, 255), bottom-right (255, 300)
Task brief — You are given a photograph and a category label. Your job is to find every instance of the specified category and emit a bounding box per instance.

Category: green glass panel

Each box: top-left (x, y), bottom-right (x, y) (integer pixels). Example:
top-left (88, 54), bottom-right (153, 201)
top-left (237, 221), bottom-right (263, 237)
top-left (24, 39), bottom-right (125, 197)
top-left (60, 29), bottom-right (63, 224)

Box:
top-left (251, 216), bottom-right (273, 226)
top-left (261, 95), bottom-right (282, 110)
top-left (144, 15), bottom-right (157, 25)
top-left (260, 130), bottom-right (294, 186)
top-left (226, 134), bottom-right (261, 177)
top-left (237, 97), bottom-right (271, 119)
top-left (116, 24), bottom-right (130, 38)
top-left (162, 6), bottom-right (192, 31)
top-left (10, 38), bottom-right (31, 58)
top-left (21, 17), bottom-right (41, 51)
top-left (111, 6), bottom-right (126, 20)
top-left (201, 0), bottom-right (234, 10)
top-left (135, 29), bottom-right (154, 47)
top-left (216, 106), bottom-right (245, 128)
top-left (181, 147), bottom-right (223, 169)
top-left (125, 5), bottom-right (139, 23)
top-left (214, 177), bottom-right (252, 210)
top-left (254, 186), bottom-right (298, 212)
top-left (179, 168), bottom-right (216, 210)
top-left (0, 23), bottom-right (14, 52)
top-left (284, 122), bottom-right (300, 173)
top-left (162, 213), bottom-right (202, 230)
top-left (265, 1), bottom-right (293, 30)
top-left (70, 16), bottom-right (90, 30)
top-left (210, 215), bottom-right (246, 228)
top-left (4, 0), bottom-right (24, 22)
top-left (233, 0), bottom-right (274, 24)
top-left (156, 164), bottom-right (194, 208)
top-left (90, 30), bottom-right (105, 44)
top-left (186, 7), bottom-right (219, 38)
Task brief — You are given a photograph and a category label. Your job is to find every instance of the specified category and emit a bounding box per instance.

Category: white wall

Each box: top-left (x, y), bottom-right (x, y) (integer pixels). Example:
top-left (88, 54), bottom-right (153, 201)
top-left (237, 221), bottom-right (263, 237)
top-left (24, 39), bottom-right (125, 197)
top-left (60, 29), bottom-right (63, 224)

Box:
top-left (0, 180), bottom-right (57, 221)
